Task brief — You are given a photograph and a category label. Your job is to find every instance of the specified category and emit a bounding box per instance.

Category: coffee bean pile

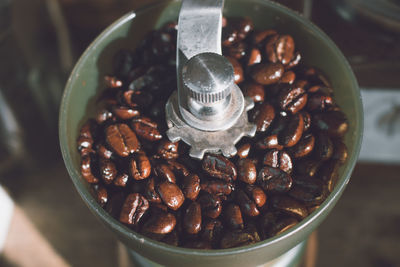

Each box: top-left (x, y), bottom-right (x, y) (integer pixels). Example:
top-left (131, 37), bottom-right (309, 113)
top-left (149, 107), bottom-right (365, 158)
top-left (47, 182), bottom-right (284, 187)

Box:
top-left (77, 17), bottom-right (349, 249)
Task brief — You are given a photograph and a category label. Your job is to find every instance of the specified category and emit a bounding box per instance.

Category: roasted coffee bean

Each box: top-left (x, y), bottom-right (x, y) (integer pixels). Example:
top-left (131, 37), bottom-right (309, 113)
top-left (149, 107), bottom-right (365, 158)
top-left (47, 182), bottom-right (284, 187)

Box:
top-left (227, 56), bottom-right (244, 84)
top-left (258, 166), bottom-right (292, 193)
top-left (262, 149), bottom-right (293, 174)
top-left (256, 134), bottom-right (283, 150)
top-left (280, 70), bottom-right (296, 84)
top-left (111, 106), bottom-right (140, 120)
top-left (201, 219), bottom-right (223, 245)
top-left (142, 209), bottom-right (176, 234)
top-left (105, 192), bottom-right (125, 218)
top-left (198, 193), bottom-right (222, 219)
top-left (96, 108), bottom-right (114, 125)
top-left (289, 134), bottom-right (315, 159)
top-left (157, 181), bottom-right (185, 210)
top-left (222, 25), bottom-right (238, 46)
top-left (94, 184), bottom-right (108, 206)
top-left (106, 124), bottom-right (140, 157)
top-left (278, 85), bottom-right (307, 114)
top-left (237, 158), bottom-right (257, 184)
top-left (144, 178), bottom-right (162, 203)
top-left (100, 158), bottom-right (117, 184)
top-left (300, 111), bottom-right (312, 132)
top-left (97, 144), bottom-right (113, 159)
top-left (251, 29), bottom-right (277, 46)
top-left (268, 216), bottom-right (298, 237)
top-left (279, 113), bottom-right (304, 147)
top-left (220, 229), bottom-right (258, 249)
top-left (182, 174), bottom-right (201, 201)
top-left (202, 154), bottom-right (237, 182)
top-left (119, 193), bottom-right (149, 225)
top-left (77, 119), bottom-right (96, 154)
top-left (251, 63), bottom-right (284, 85)
top-left (244, 185), bottom-right (267, 208)
top-left (81, 154), bottom-right (99, 184)
top-left (271, 195), bottom-right (308, 220)
top-left (157, 140), bottom-right (179, 159)
top-left (226, 42), bottom-right (247, 59)
top-left (201, 179), bottom-right (233, 196)
top-left (114, 173), bottom-right (129, 187)
top-left (313, 134), bottom-right (333, 161)
top-left (233, 17), bottom-right (254, 40)
top-left (183, 202), bottom-right (202, 234)
top-left (266, 35), bottom-right (295, 65)
top-left (331, 139), bottom-right (348, 164)
top-left (167, 160), bottom-right (190, 177)
top-left (131, 117), bottom-right (162, 141)
top-left (104, 75), bottom-right (123, 88)
top-left (252, 103), bottom-right (275, 132)
top-left (313, 110), bottom-right (348, 137)
top-left (289, 175), bottom-right (326, 206)
top-left (242, 82), bottom-right (265, 103)
top-left (154, 164), bottom-right (176, 183)
top-left (237, 143), bottom-right (251, 158)
top-left (286, 51), bottom-right (301, 69)
top-left (306, 92), bottom-right (333, 112)
top-left (295, 158), bottom-right (321, 177)
top-left (130, 152), bottom-right (151, 180)
top-left (224, 204), bottom-right (244, 230)
top-left (246, 48), bottom-right (262, 66)
top-left (235, 189), bottom-right (259, 217)
top-left (318, 160), bottom-right (340, 191)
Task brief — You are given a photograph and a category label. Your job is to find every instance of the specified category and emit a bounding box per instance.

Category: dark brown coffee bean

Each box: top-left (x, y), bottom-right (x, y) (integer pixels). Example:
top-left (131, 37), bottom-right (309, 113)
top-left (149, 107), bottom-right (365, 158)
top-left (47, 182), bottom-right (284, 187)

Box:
top-left (289, 175), bottom-right (326, 206)
top-left (96, 108), bottom-right (114, 124)
top-left (246, 48), bottom-right (262, 66)
top-left (234, 17), bottom-right (254, 40)
top-left (157, 140), bottom-right (179, 159)
top-left (222, 25), bottom-right (238, 47)
top-left (318, 160), bottom-right (340, 191)
top-left (202, 154), bottom-right (237, 182)
top-left (286, 51), bottom-right (301, 69)
top-left (130, 152), bottom-right (151, 180)
top-left (237, 143), bottom-right (251, 158)
top-left (279, 113), bottom-right (304, 147)
top-left (105, 192), bottom-right (125, 218)
top-left (198, 193), bottom-right (222, 219)
top-left (244, 185), bottom-right (267, 208)
top-left (251, 63), bottom-right (284, 85)
top-left (77, 119), bottom-right (96, 154)
top-left (227, 56), bottom-right (244, 84)
top-left (252, 103), bottom-right (275, 132)
top-left (235, 189), bottom-right (259, 217)
top-left (280, 71), bottom-right (296, 84)
top-left (268, 216), bottom-right (298, 237)
top-left (131, 117), bottom-right (162, 141)
top-left (167, 160), bottom-right (190, 177)
top-left (182, 174), bottom-right (201, 201)
top-left (332, 139), bottom-right (348, 164)
top-left (313, 134), bottom-right (333, 161)
top-left (104, 75), bottom-right (123, 88)
top-left (266, 35), bottom-right (295, 65)
top-left (154, 164), bottom-right (176, 183)
top-left (94, 185), bottom-right (108, 206)
top-left (97, 144), bottom-right (113, 159)
top-left (257, 166), bottom-right (292, 193)
top-left (313, 110), bottom-right (348, 137)
top-left (201, 179), bottom-right (233, 196)
top-left (278, 85), bottom-right (307, 114)
top-left (271, 195), bottom-right (308, 220)
top-left (226, 42), bottom-right (247, 59)
top-left (106, 124), bottom-right (140, 157)
top-left (256, 134), bottom-right (283, 150)
top-left (202, 219), bottom-right (223, 244)
top-left (144, 178), bottom-right (162, 203)
top-left (111, 106), bottom-right (140, 120)
top-left (80, 154), bottom-right (99, 184)
top-left (119, 193), bottom-right (149, 225)
top-left (122, 90), bottom-right (137, 109)
top-left (262, 149), bottom-right (293, 174)
top-left (300, 111), bottom-right (312, 132)
top-left (251, 29), bottom-right (277, 45)
top-left (183, 202), bottom-right (202, 234)
top-left (295, 158), bottom-right (321, 177)
top-left (237, 158), bottom-right (257, 184)
top-left (242, 82), bottom-right (265, 103)
top-left (142, 210), bottom-right (176, 234)
top-left (114, 173), bottom-right (129, 187)
top-left (220, 229), bottom-right (258, 249)
top-left (306, 92), bottom-right (333, 112)
top-left (225, 204), bottom-right (244, 230)
top-left (100, 158), bottom-right (117, 184)
top-left (289, 134), bottom-right (315, 159)
top-left (157, 181), bottom-right (185, 210)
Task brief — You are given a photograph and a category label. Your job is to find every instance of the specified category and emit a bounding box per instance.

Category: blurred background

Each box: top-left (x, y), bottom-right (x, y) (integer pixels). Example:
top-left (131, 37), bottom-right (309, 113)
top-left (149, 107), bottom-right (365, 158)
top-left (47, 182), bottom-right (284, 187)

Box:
top-left (0, 0), bottom-right (399, 266)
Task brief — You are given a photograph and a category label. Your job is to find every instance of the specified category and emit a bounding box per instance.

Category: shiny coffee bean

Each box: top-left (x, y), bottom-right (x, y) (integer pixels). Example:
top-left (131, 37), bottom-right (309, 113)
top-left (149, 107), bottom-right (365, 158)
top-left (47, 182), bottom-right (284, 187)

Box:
top-left (289, 134), bottom-right (315, 159)
top-left (237, 143), bottom-right (251, 158)
top-left (167, 160), bottom-right (190, 177)
top-left (81, 154), bottom-right (99, 184)
top-left (237, 158), bottom-right (257, 184)
top-left (130, 152), bottom-right (151, 180)
top-left (278, 84), bottom-right (307, 114)
top-left (266, 35), bottom-right (295, 65)
top-left (95, 108), bottom-right (114, 124)
top-left (294, 158), bottom-right (321, 177)
top-left (112, 106), bottom-right (140, 120)
top-left (234, 17), bottom-right (254, 40)
top-left (268, 216), bottom-right (298, 237)
top-left (279, 113), bottom-right (304, 147)
top-left (97, 144), bottom-right (113, 159)
top-left (251, 63), bottom-right (284, 85)
top-left (300, 111), bottom-right (312, 132)
top-left (306, 92), bottom-right (333, 112)
top-left (289, 175), bottom-right (326, 206)
top-left (142, 209), bottom-right (176, 234)
top-left (251, 29), bottom-right (277, 46)
top-left (202, 219), bottom-right (224, 245)
top-left (202, 154), bottom-right (237, 182)
top-left (119, 193), bottom-right (149, 225)
top-left (182, 174), bottom-right (201, 201)
top-left (313, 110), bottom-right (348, 137)
top-left (318, 160), bottom-right (340, 190)
top-left (77, 119), bottom-right (96, 154)
top-left (244, 185), bottom-right (267, 208)
top-left (242, 82), bottom-right (265, 103)
top-left (104, 75), bottom-right (123, 88)
top-left (154, 164), bottom-right (176, 183)
top-left (144, 178), bottom-right (162, 204)
top-left (246, 48), bottom-right (262, 66)
top-left (220, 229), bottom-right (258, 249)
top-left (331, 139), bottom-right (348, 164)
top-left (106, 124), bottom-right (140, 157)
top-left (280, 71), bottom-right (296, 84)
top-left (235, 189), bottom-right (259, 217)
top-left (183, 202), bottom-right (202, 234)
top-left (198, 193), bottom-right (222, 219)
top-left (224, 204), bottom-right (244, 230)
top-left (131, 117), bottom-right (162, 141)
top-left (313, 133), bottom-right (333, 161)
top-left (286, 51), bottom-right (301, 69)
top-left (100, 158), bottom-right (117, 184)
top-left (257, 166), bottom-right (292, 193)
top-left (222, 25), bottom-right (238, 46)
top-left (94, 184), bottom-right (108, 206)
top-left (226, 42), bottom-right (247, 59)
top-left (256, 134), bottom-right (283, 150)
top-left (157, 140), bottom-right (179, 159)
top-left (262, 149), bottom-right (293, 174)
top-left (114, 173), bottom-right (129, 187)
top-left (252, 103), bottom-right (275, 132)
top-left (157, 181), bottom-right (185, 210)
top-left (271, 195), bottom-right (308, 220)
top-left (227, 56), bottom-right (244, 84)
top-left (201, 179), bottom-right (233, 196)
